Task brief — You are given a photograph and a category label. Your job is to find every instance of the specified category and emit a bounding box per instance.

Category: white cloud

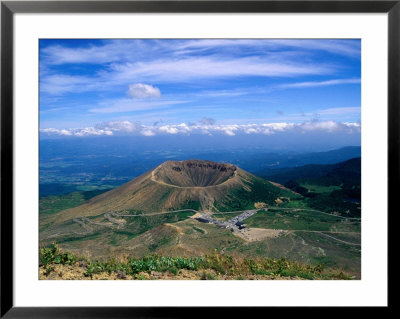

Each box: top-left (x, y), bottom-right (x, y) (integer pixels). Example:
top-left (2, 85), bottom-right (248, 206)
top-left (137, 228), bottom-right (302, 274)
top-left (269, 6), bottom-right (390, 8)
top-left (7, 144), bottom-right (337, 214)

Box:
top-left (41, 39), bottom-right (360, 68)
top-left (177, 39), bottom-right (361, 57)
top-left (40, 128), bottom-right (73, 136)
top-left (244, 127), bottom-right (258, 134)
top-left (270, 40), bottom-right (361, 57)
top-left (95, 120), bottom-right (140, 132)
top-left (112, 57), bottom-right (333, 83)
top-left (301, 120), bottom-right (339, 132)
top-left (40, 127), bottom-right (113, 136)
top-left (41, 55), bottom-right (334, 96)
top-left (40, 74), bottom-right (96, 95)
top-left (41, 40), bottom-right (143, 65)
top-left (298, 120), bottom-right (360, 133)
top-left (74, 127), bottom-right (113, 137)
top-left (40, 39), bottom-right (358, 96)
top-left (314, 106), bottom-right (361, 116)
top-left (262, 123), bottom-right (295, 131)
top-left (159, 126), bottom-right (179, 134)
top-left (140, 129), bottom-right (155, 136)
top-left (128, 83), bottom-right (161, 99)
top-left (40, 120), bottom-right (360, 137)
top-left (39, 41), bottom-right (344, 96)
top-left (277, 78), bottom-right (360, 89)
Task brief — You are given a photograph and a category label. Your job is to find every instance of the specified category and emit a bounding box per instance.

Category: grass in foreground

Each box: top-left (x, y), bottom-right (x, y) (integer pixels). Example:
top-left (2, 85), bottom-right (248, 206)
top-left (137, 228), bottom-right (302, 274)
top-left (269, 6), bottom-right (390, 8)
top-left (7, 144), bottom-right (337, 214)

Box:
top-left (39, 243), bottom-right (353, 280)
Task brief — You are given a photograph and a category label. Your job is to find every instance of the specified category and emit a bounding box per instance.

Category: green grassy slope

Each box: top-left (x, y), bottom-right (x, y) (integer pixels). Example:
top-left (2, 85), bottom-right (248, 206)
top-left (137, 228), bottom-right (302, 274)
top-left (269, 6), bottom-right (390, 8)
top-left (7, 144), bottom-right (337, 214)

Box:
top-left (260, 158), bottom-right (361, 218)
top-left (215, 176), bottom-right (300, 211)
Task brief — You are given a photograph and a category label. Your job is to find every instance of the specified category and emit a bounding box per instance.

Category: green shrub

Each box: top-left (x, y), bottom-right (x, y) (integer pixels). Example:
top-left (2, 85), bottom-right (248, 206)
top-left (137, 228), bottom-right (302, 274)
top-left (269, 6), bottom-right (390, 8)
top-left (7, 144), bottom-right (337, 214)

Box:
top-left (129, 255), bottom-right (204, 275)
top-left (200, 271), bottom-right (216, 280)
top-left (39, 242), bottom-right (77, 266)
top-left (39, 243), bottom-right (352, 280)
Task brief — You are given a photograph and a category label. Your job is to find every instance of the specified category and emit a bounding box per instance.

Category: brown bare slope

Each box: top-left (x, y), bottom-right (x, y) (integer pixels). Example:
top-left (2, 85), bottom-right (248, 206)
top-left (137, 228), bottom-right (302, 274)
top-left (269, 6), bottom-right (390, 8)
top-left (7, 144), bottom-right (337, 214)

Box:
top-left (49, 160), bottom-right (296, 224)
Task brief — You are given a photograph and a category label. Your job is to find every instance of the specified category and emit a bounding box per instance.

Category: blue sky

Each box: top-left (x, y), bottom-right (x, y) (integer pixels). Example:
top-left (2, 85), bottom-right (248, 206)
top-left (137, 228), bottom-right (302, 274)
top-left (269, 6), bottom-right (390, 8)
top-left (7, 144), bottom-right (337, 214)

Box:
top-left (39, 39), bottom-right (360, 139)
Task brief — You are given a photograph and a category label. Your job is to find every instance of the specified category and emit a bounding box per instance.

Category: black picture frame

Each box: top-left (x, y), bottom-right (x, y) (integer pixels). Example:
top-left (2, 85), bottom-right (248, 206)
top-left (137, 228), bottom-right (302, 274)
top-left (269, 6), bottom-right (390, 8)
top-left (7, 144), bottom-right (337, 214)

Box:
top-left (1, 0), bottom-right (396, 317)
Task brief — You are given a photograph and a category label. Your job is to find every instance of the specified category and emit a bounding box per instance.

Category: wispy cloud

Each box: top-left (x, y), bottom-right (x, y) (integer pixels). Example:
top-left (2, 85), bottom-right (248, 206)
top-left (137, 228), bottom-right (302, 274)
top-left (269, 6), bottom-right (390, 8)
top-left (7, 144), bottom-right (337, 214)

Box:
top-left (41, 39), bottom-right (361, 68)
top-left (39, 39), bottom-right (359, 97)
top-left (111, 57), bottom-right (334, 83)
top-left (40, 74), bottom-right (96, 95)
top-left (277, 78), bottom-right (360, 89)
top-left (39, 39), bottom-right (361, 134)
top-left (177, 39), bottom-right (361, 57)
top-left (269, 40), bottom-right (361, 57)
top-left (40, 40), bottom-right (145, 65)
top-left (312, 106), bottom-right (360, 116)
top-left (41, 57), bottom-right (334, 95)
top-left (88, 99), bottom-right (188, 114)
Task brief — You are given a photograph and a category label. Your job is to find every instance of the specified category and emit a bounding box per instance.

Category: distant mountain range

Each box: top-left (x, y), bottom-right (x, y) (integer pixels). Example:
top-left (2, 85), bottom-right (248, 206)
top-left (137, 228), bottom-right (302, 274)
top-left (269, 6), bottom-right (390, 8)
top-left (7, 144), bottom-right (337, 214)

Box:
top-left (258, 157), bottom-right (361, 186)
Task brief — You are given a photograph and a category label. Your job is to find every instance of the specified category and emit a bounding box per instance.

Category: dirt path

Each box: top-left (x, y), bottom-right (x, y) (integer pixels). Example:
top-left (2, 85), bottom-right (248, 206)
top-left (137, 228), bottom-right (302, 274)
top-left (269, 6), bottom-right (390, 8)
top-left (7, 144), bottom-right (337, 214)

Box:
top-left (71, 206), bottom-right (361, 241)
top-left (270, 207), bottom-right (361, 220)
top-left (292, 230), bottom-right (361, 246)
top-left (72, 218), bottom-right (92, 232)
top-left (112, 209), bottom-right (200, 217)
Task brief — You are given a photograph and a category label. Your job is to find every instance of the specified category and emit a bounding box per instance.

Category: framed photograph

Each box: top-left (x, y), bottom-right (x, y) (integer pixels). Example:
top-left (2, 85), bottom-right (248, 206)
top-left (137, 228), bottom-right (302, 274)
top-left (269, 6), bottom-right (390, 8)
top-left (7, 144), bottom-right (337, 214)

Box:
top-left (1, 0), bottom-right (396, 316)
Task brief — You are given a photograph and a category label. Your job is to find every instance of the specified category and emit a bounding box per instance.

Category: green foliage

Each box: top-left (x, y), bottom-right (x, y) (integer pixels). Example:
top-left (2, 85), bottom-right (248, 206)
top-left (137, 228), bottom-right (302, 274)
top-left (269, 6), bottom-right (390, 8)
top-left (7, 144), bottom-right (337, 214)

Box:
top-left (304, 191), bottom-right (360, 218)
top-left (193, 226), bottom-right (206, 234)
top-left (177, 200), bottom-right (201, 211)
top-left (57, 232), bottom-right (101, 244)
top-left (39, 243), bottom-right (351, 280)
top-left (135, 273), bottom-right (149, 280)
top-left (39, 192), bottom-right (86, 215)
top-left (200, 271), bottom-right (216, 280)
top-left (280, 158), bottom-right (361, 218)
top-left (39, 242), bottom-right (77, 266)
top-left (148, 237), bottom-right (172, 252)
top-left (242, 257), bottom-right (327, 279)
top-left (215, 177), bottom-right (298, 211)
top-left (129, 255), bottom-right (205, 275)
top-left (245, 209), bottom-right (353, 232)
top-left (39, 189), bottom-right (112, 215)
top-left (44, 266), bottom-right (55, 276)
top-left (119, 210), bottom-right (194, 241)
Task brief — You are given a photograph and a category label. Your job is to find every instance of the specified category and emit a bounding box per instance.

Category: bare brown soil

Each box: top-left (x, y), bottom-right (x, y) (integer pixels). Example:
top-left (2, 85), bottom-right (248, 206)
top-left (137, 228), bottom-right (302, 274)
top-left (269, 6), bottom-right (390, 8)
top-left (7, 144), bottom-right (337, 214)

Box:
top-left (233, 228), bottom-right (286, 242)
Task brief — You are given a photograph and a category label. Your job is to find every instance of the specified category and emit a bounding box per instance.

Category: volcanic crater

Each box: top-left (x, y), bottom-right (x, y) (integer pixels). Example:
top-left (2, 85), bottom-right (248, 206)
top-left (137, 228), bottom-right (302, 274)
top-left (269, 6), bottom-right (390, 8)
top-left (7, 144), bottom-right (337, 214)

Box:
top-left (151, 160), bottom-right (237, 187)
top-left (46, 159), bottom-right (295, 225)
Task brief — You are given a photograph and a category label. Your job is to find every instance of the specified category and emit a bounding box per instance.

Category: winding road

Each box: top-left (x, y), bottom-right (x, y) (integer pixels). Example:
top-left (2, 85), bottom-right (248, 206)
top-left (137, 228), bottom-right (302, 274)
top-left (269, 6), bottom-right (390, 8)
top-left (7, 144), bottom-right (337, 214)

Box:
top-left (71, 206), bottom-right (361, 248)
